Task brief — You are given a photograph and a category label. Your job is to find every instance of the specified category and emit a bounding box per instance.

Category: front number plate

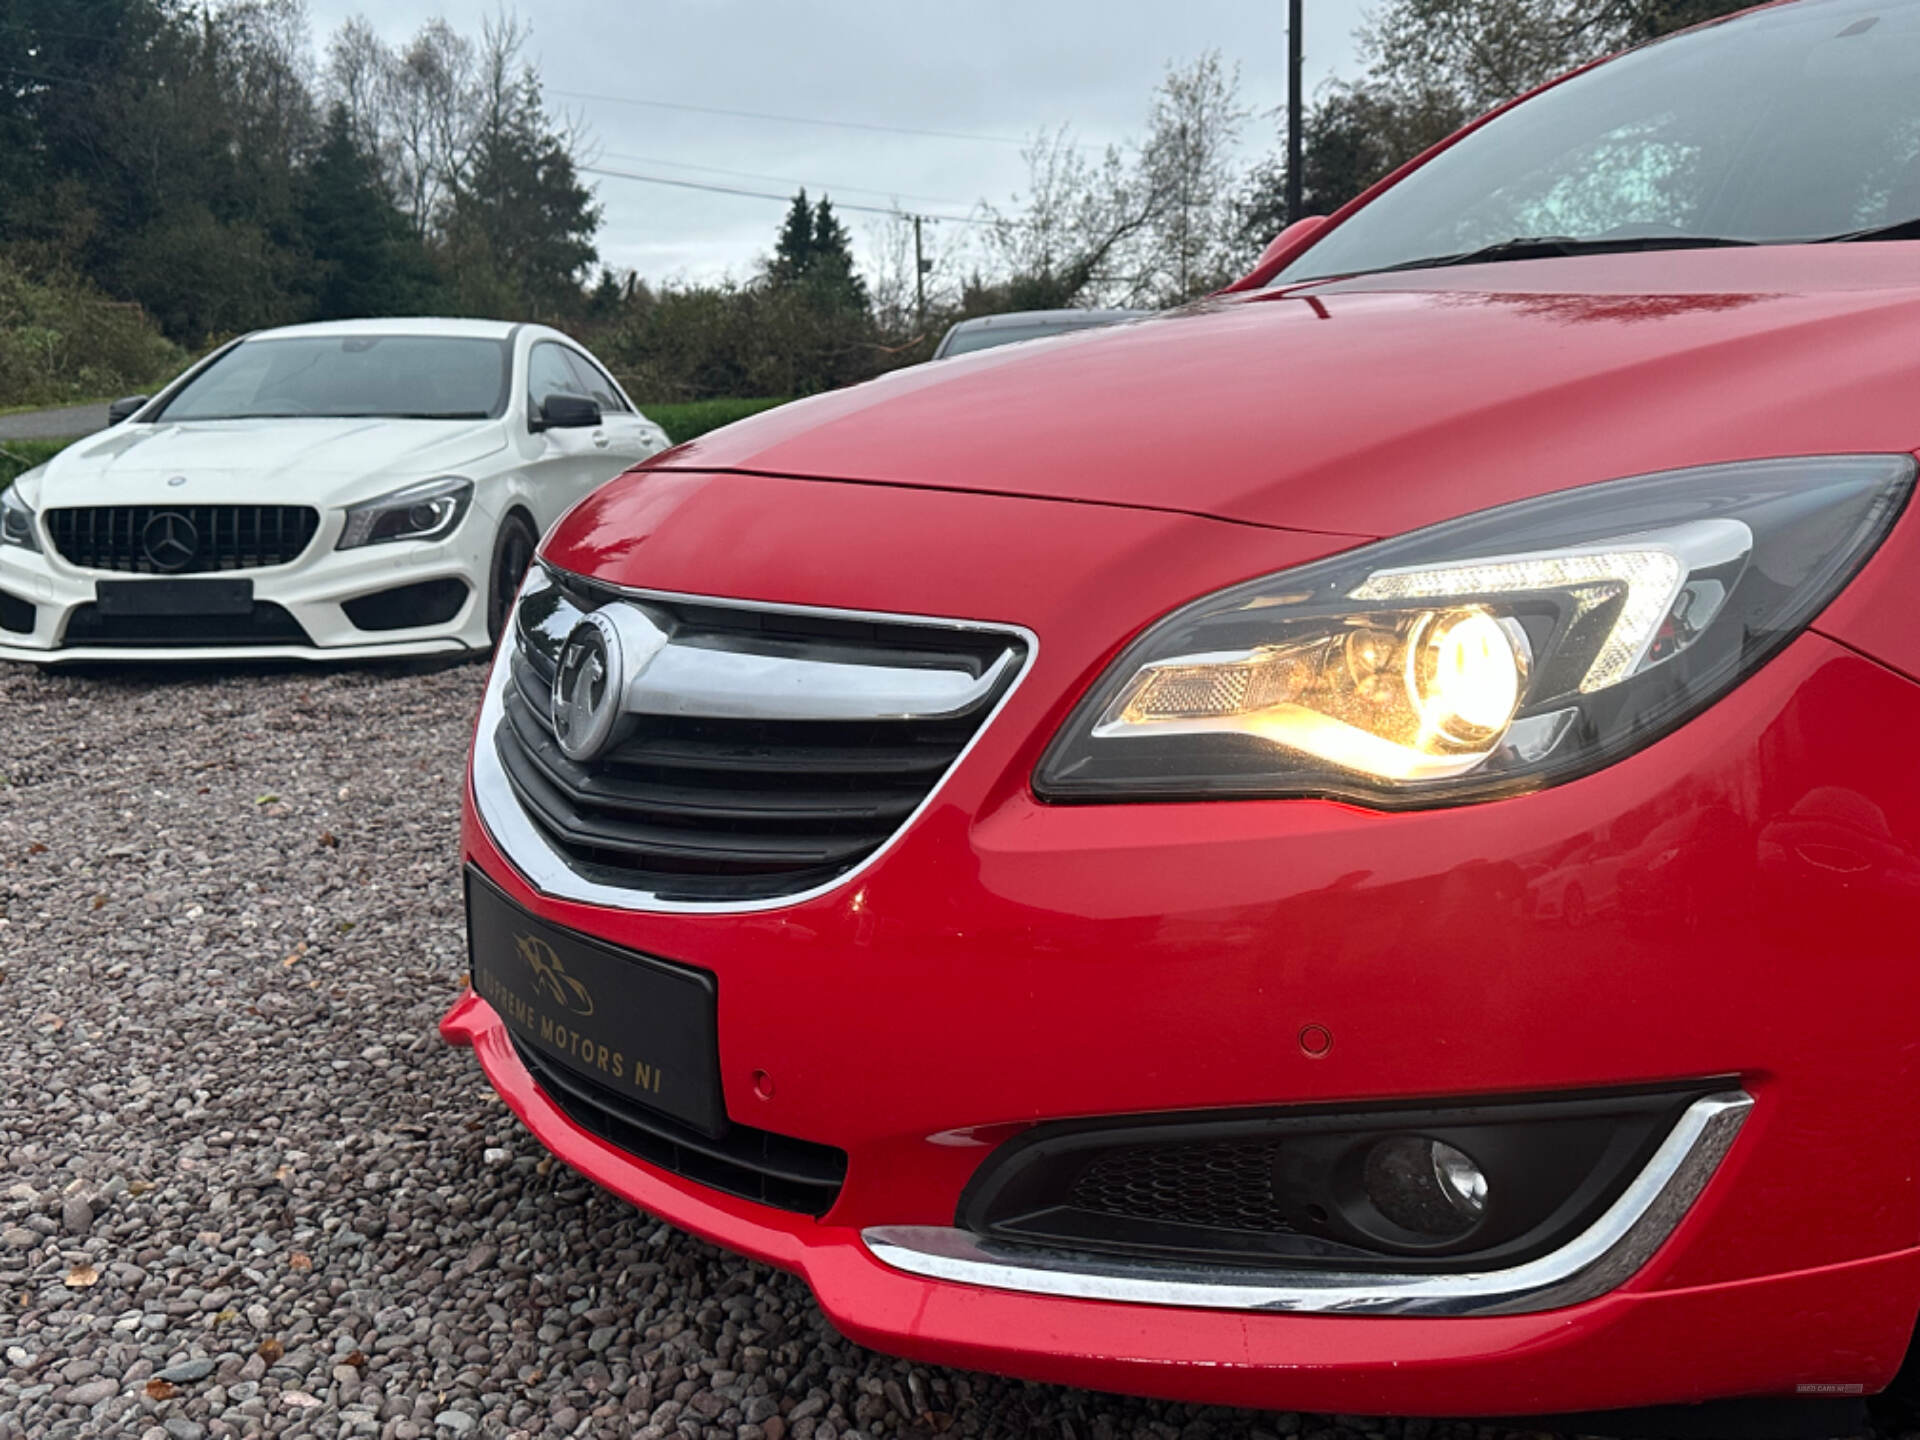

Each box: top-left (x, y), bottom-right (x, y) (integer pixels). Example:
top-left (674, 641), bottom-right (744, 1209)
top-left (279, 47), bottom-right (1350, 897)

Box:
top-left (95, 578), bottom-right (253, 616)
top-left (465, 867), bottom-right (724, 1136)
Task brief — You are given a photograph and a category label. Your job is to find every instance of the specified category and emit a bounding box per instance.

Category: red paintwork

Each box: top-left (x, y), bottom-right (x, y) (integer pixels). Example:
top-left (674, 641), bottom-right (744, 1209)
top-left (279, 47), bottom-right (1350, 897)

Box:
top-left (659, 247), bottom-right (1920, 541)
top-left (453, 6), bottom-right (1920, 1414)
top-left (1239, 214), bottom-right (1331, 284)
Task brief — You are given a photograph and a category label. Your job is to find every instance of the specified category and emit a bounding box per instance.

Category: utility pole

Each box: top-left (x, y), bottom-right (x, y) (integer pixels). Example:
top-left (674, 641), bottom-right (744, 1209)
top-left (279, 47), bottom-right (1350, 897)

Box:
top-left (1287, 0), bottom-right (1305, 224)
top-left (913, 216), bottom-right (926, 329)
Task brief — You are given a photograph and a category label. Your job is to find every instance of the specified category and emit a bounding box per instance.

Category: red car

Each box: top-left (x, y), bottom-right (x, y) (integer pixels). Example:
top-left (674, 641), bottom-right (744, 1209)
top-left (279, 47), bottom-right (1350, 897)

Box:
top-left (445, 0), bottom-right (1920, 1425)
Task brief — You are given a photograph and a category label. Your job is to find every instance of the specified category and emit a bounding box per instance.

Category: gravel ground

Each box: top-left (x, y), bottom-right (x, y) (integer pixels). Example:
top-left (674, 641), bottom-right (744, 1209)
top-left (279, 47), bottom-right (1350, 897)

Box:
top-left (0, 660), bottom-right (1893, 1440)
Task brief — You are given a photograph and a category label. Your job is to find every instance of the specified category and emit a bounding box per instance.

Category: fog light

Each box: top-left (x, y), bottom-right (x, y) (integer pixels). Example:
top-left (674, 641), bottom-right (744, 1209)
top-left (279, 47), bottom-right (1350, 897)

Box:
top-left (1363, 1135), bottom-right (1488, 1239)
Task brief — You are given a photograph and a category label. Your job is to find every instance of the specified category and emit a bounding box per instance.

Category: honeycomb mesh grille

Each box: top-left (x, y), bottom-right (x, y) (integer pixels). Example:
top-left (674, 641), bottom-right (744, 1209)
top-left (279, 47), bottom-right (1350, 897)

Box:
top-left (1069, 1140), bottom-right (1295, 1234)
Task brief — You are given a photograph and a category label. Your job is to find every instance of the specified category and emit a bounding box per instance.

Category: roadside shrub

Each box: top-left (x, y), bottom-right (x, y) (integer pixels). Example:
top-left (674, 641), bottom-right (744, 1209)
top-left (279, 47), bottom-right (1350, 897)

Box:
top-left (0, 439), bottom-right (69, 492)
top-left (0, 263), bottom-right (185, 409)
top-left (639, 398), bottom-right (789, 446)
top-left (594, 280), bottom-right (881, 403)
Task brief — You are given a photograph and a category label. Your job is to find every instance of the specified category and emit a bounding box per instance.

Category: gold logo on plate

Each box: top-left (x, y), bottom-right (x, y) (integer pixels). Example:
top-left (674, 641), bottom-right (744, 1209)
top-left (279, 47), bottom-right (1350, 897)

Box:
top-left (515, 933), bottom-right (594, 1017)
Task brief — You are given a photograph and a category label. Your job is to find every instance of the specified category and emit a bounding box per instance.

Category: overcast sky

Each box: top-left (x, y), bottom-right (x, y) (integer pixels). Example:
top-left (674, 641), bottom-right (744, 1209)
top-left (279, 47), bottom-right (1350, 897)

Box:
top-left (300, 1), bottom-right (1367, 287)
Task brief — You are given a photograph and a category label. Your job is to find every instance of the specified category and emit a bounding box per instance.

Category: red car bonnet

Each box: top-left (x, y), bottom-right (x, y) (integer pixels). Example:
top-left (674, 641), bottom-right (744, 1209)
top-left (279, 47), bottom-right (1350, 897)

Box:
top-left (629, 244), bottom-right (1920, 542)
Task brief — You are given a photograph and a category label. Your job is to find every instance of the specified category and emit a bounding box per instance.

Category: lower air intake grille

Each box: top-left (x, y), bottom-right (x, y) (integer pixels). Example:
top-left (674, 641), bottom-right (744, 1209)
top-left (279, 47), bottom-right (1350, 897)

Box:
top-left (62, 601), bottom-right (311, 648)
top-left (0, 588), bottom-right (33, 634)
top-left (343, 577), bottom-right (469, 632)
top-left (1071, 1141), bottom-right (1296, 1235)
top-left (46, 505), bottom-right (320, 573)
top-left (492, 571), bottom-right (1027, 903)
top-left (960, 1088), bottom-right (1721, 1272)
top-left (512, 1038), bottom-right (846, 1215)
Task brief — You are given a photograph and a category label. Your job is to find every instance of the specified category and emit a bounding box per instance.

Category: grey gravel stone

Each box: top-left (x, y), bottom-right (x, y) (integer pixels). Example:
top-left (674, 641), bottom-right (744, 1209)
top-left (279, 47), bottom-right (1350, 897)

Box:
top-left (61, 1195), bottom-right (94, 1235)
top-left (0, 658), bottom-right (1749, 1440)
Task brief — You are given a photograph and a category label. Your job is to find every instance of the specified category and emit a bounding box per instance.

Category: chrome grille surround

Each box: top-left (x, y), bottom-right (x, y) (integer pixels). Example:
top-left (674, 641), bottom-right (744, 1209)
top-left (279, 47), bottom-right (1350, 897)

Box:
top-left (473, 566), bottom-right (1037, 912)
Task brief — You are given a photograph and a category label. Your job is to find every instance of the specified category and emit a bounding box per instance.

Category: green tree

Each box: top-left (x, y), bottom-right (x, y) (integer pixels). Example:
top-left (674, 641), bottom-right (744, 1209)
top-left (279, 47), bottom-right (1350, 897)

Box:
top-left (302, 106), bottom-right (443, 320)
top-left (805, 198), bottom-right (869, 313)
top-left (444, 55), bottom-right (600, 320)
top-left (769, 191), bottom-right (816, 285)
top-left (586, 267), bottom-right (626, 319)
top-left (765, 191), bottom-right (868, 314)
top-left (0, 1), bottom-right (605, 347)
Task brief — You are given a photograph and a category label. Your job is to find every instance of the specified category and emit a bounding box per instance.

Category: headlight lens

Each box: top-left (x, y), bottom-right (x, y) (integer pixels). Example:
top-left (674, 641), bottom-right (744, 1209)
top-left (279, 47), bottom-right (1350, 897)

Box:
top-left (1037, 456), bottom-right (1914, 807)
top-left (336, 477), bottom-right (473, 550)
top-left (0, 485), bottom-right (40, 552)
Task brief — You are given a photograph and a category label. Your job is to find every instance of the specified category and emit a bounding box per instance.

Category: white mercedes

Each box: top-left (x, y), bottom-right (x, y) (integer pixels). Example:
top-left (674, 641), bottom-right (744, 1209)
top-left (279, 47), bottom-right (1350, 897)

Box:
top-left (0, 318), bottom-right (669, 663)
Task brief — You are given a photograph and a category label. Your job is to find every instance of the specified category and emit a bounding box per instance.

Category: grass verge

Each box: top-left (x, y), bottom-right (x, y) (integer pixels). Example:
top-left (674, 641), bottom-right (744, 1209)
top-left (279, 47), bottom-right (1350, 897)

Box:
top-left (1, 439), bottom-right (69, 491)
top-left (640, 397), bottom-right (788, 446)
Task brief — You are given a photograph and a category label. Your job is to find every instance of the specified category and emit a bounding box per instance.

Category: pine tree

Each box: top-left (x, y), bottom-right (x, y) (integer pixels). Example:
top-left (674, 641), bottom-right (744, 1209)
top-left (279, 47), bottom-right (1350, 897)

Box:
top-left (806, 198), bottom-right (869, 313)
top-left (757, 191), bottom-right (875, 394)
top-left (587, 267), bottom-right (625, 318)
top-left (446, 69), bottom-right (601, 319)
top-left (302, 105), bottom-right (442, 319)
top-left (766, 193), bottom-right (867, 314)
top-left (769, 191), bottom-right (815, 285)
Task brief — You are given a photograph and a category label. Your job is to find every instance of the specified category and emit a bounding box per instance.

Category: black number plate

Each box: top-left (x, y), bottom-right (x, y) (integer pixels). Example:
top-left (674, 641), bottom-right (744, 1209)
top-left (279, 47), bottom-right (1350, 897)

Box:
top-left (94, 578), bottom-right (253, 616)
top-left (465, 867), bottom-right (724, 1135)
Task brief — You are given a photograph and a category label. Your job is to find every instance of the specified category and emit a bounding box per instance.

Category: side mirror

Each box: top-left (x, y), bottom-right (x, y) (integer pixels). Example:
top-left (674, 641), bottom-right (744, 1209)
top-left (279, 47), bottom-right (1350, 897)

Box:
top-left (107, 395), bottom-right (149, 425)
top-left (535, 394), bottom-right (601, 431)
top-left (1227, 215), bottom-right (1332, 292)
top-left (1254, 215), bottom-right (1330, 273)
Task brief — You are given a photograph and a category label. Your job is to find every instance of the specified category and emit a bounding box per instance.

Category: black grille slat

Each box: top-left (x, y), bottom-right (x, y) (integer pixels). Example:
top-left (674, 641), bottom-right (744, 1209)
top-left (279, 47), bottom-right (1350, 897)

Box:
top-left (511, 1037), bottom-right (846, 1214)
top-left (497, 729), bottom-right (886, 869)
top-left (505, 687), bottom-right (924, 825)
top-left (46, 506), bottom-right (320, 573)
top-left (1072, 1142), bottom-right (1297, 1235)
top-left (497, 588), bottom-right (1022, 901)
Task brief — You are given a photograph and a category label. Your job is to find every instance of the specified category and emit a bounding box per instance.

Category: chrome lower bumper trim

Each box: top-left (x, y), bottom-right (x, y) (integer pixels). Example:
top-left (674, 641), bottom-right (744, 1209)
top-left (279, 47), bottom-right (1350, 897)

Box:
top-left (0, 637), bottom-right (473, 665)
top-left (863, 1090), bottom-right (1752, 1317)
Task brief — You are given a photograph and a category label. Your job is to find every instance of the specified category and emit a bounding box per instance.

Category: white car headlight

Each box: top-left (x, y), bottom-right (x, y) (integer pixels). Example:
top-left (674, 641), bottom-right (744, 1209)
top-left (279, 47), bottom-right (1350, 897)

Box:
top-left (1037, 455), bottom-right (1914, 807)
top-left (0, 485), bottom-right (40, 553)
top-left (337, 477), bottom-right (474, 550)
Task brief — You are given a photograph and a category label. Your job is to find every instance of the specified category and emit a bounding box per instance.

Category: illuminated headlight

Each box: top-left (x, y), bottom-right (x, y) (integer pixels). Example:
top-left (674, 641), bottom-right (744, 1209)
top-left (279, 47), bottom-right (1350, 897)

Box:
top-left (1101, 605), bottom-right (1534, 782)
top-left (336, 477), bottom-right (473, 550)
top-left (1039, 456), bottom-right (1914, 806)
top-left (0, 485), bottom-right (40, 552)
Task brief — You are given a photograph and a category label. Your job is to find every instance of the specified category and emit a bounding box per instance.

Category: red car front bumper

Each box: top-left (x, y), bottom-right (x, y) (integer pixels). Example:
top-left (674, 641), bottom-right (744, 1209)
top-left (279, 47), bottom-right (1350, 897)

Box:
top-left (441, 983), bottom-right (1920, 1415)
top-left (451, 602), bottom-right (1920, 1415)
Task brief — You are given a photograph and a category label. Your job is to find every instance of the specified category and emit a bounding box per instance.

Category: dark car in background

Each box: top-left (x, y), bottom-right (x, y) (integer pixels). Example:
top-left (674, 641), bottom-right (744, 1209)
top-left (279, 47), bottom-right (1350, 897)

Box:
top-left (931, 308), bottom-right (1149, 359)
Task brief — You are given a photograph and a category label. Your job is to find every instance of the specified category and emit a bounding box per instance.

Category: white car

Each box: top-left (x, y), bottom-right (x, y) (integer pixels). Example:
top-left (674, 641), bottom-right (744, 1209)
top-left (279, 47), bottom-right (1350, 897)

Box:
top-left (0, 317), bottom-right (669, 663)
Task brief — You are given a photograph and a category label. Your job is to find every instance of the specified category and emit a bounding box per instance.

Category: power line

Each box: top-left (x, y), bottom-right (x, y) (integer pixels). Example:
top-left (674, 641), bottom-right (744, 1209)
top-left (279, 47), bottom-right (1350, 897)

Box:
top-left (580, 163), bottom-right (994, 226)
top-left (552, 86), bottom-right (1034, 148)
top-left (595, 149), bottom-right (970, 209)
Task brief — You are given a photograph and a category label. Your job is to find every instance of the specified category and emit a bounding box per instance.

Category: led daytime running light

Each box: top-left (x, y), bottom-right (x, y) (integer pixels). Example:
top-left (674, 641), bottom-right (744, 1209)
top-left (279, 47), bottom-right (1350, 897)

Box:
top-left (1351, 549), bottom-right (1682, 693)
